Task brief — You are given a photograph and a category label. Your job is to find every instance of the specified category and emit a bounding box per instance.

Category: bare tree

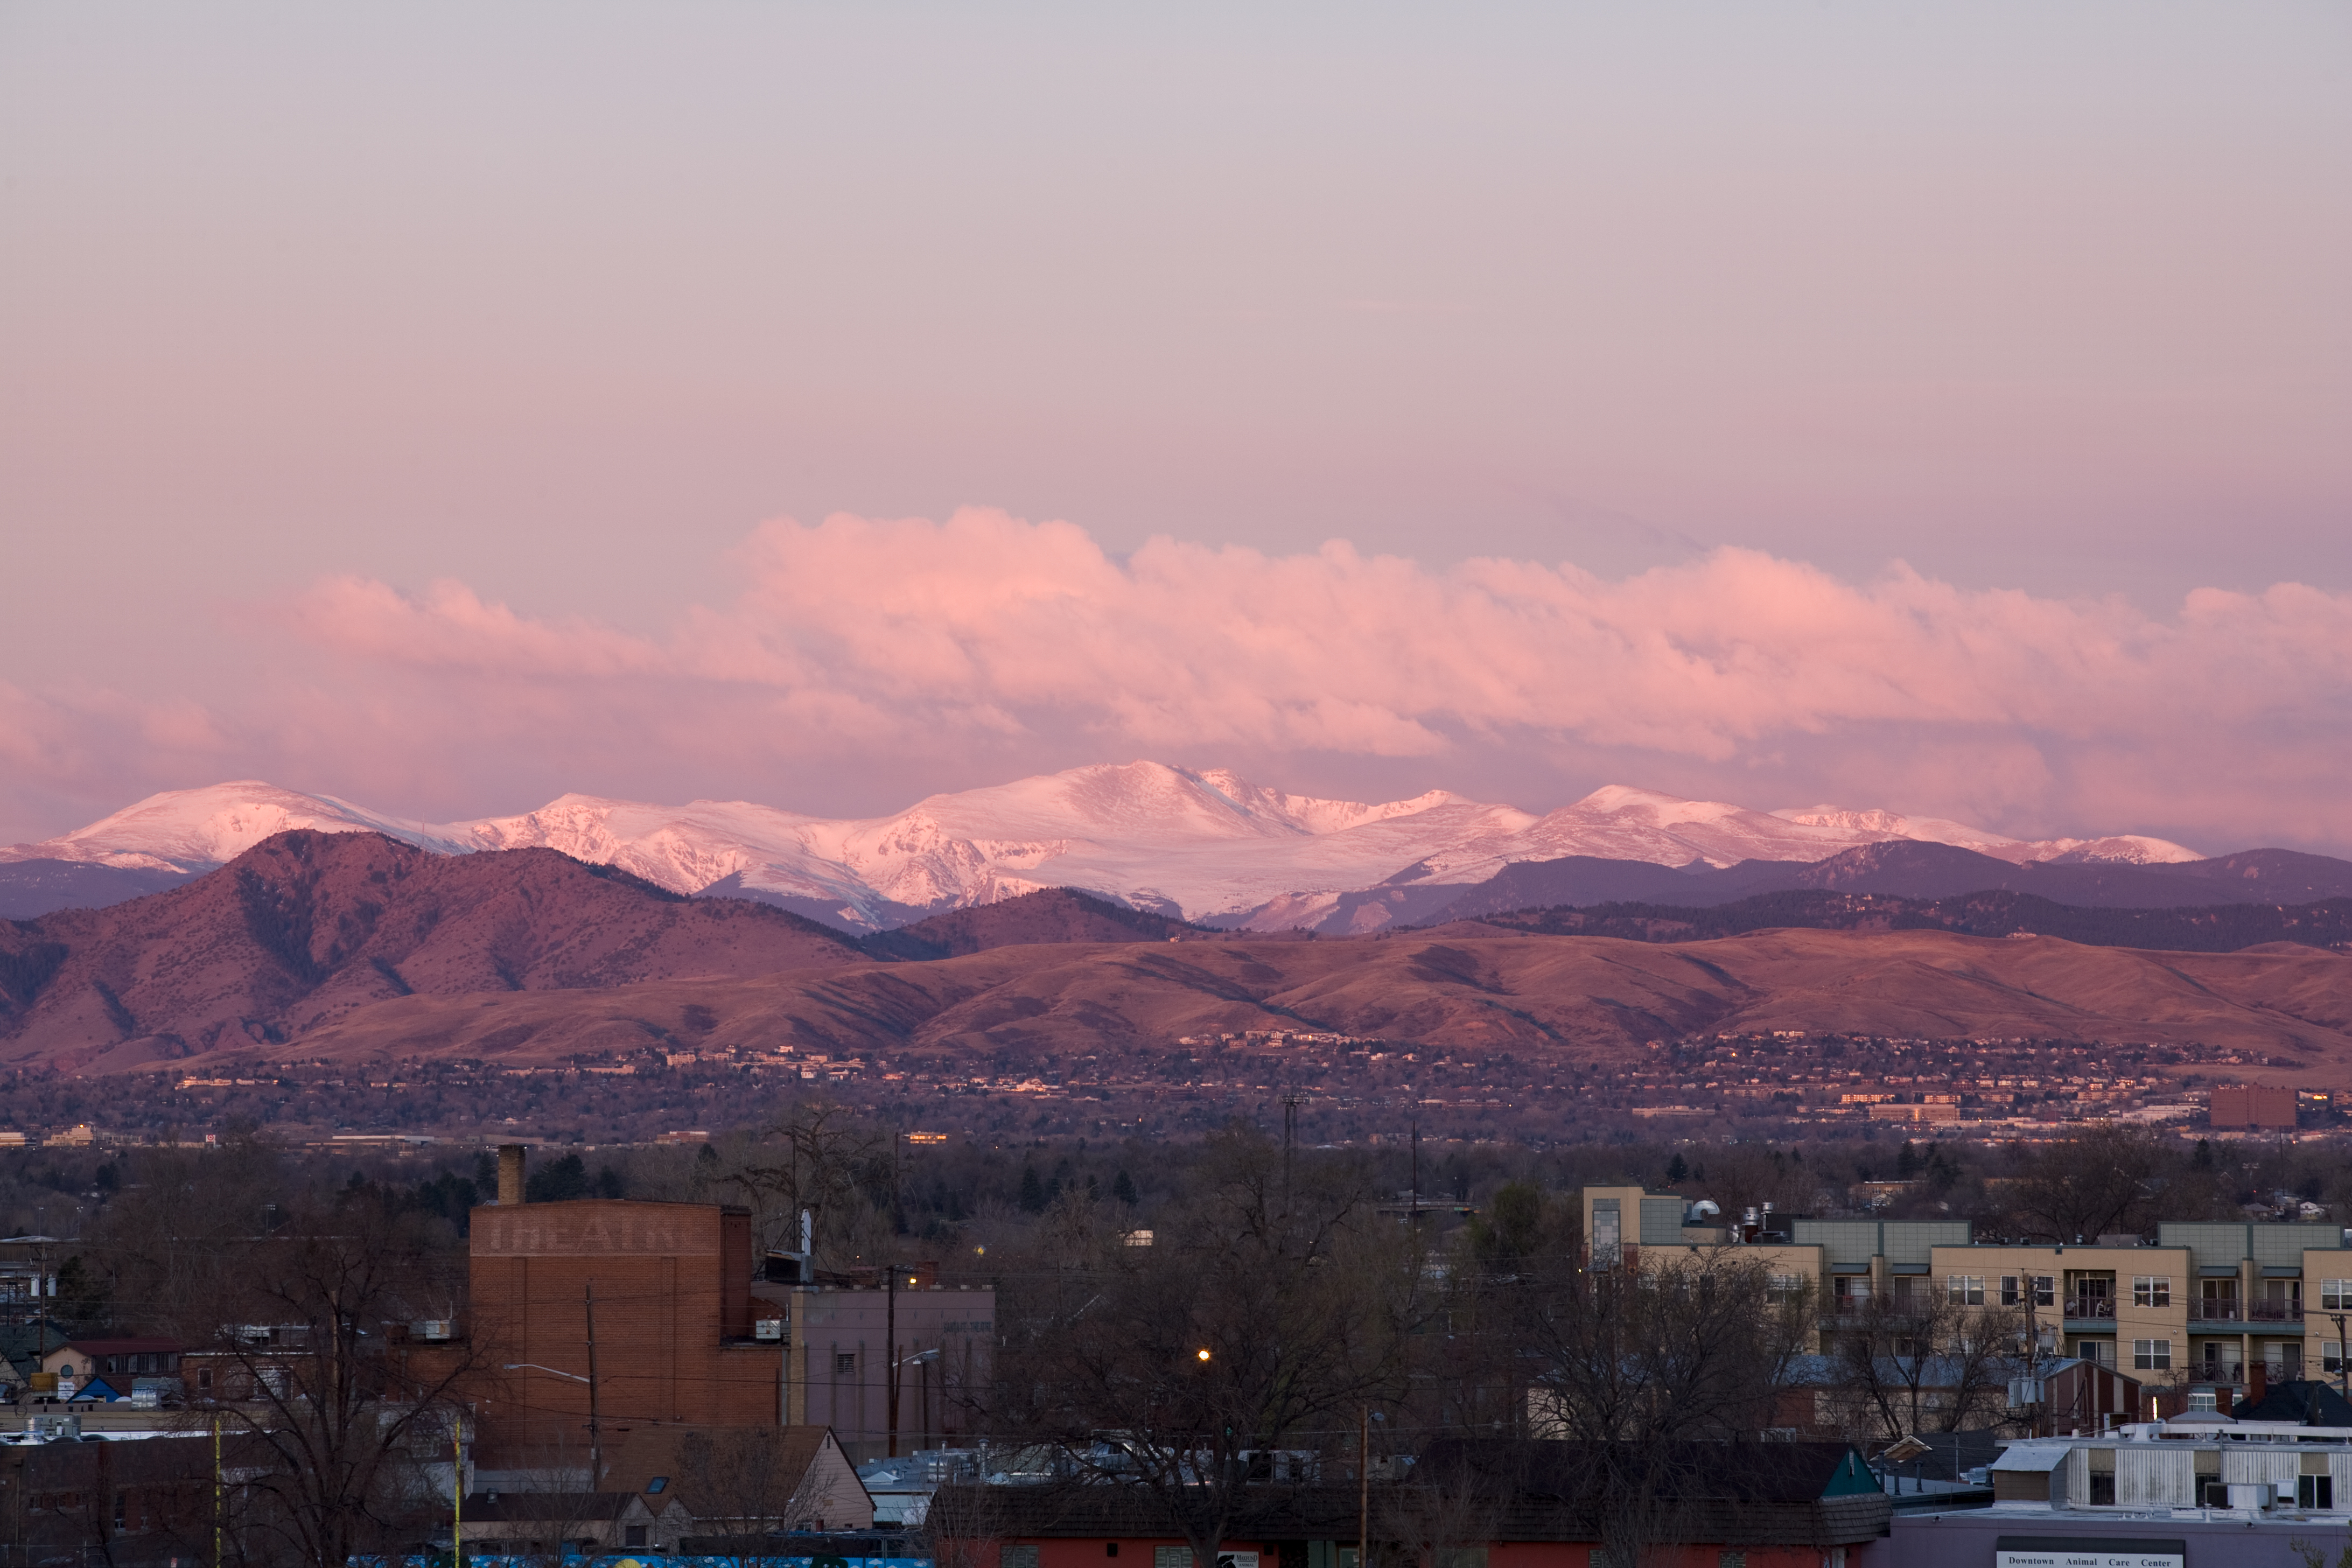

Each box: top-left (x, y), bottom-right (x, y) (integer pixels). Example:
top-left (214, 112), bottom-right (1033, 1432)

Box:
top-left (676, 1428), bottom-right (849, 1535)
top-left (1523, 1251), bottom-right (1810, 1568)
top-left (165, 1187), bottom-right (482, 1568)
top-left (2004, 1125), bottom-right (2167, 1242)
top-left (1825, 1283), bottom-right (2020, 1442)
top-left (724, 1100), bottom-right (894, 1257)
top-left (978, 1128), bottom-right (1424, 1568)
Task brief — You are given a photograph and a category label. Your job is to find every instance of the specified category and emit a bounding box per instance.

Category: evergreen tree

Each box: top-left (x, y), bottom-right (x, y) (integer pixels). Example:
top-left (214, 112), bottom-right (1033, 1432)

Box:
top-left (1112, 1169), bottom-right (1139, 1206)
top-left (1019, 1164), bottom-right (1047, 1213)
top-left (1665, 1152), bottom-right (1689, 1183)
top-left (1897, 1140), bottom-right (1922, 1180)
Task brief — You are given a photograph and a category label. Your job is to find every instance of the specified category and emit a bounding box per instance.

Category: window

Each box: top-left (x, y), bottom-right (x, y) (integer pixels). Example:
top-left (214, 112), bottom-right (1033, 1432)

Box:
top-left (2001, 1276), bottom-right (2020, 1306)
top-left (1157, 1549), bottom-right (1192, 1568)
top-left (1946, 1275), bottom-right (1985, 1305)
top-left (835, 1353), bottom-right (858, 1376)
top-left (2188, 1391), bottom-right (2217, 1412)
top-left (1834, 1276), bottom-right (1871, 1306)
top-left (1718, 1554), bottom-right (1748, 1568)
top-left (2032, 1275), bottom-right (2056, 1307)
top-left (2303, 1475), bottom-right (2335, 1510)
top-left (2088, 1473), bottom-right (2116, 1506)
top-left (1003, 1549), bottom-right (1041, 1568)
top-left (2133, 1275), bottom-right (2172, 1308)
top-left (1591, 1204), bottom-right (1621, 1267)
top-left (2327, 1342), bottom-right (2345, 1374)
top-left (2323, 1280), bottom-right (2352, 1311)
top-left (1767, 1273), bottom-right (1805, 1306)
top-left (1105, 1546), bottom-right (1119, 1559)
top-left (624, 1528), bottom-right (647, 1549)
top-left (645, 1477), bottom-right (667, 1494)
top-left (2133, 1339), bottom-right (2173, 1371)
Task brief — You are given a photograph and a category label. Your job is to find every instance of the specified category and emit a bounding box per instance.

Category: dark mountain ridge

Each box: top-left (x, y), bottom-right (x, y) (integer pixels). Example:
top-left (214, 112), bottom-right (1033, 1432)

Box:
top-left (0, 830), bottom-right (865, 1071)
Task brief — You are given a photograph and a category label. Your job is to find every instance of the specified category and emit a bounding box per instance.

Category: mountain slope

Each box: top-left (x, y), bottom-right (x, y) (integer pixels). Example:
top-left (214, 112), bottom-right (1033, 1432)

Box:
top-left (0, 831), bottom-right (866, 1071)
top-left (859, 887), bottom-right (1205, 961)
top-left (268, 925), bottom-right (2352, 1073)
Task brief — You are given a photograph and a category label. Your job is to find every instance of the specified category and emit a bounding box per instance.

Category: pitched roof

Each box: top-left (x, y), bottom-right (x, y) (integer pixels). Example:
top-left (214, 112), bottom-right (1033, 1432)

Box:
top-left (2232, 1378), bottom-right (2352, 1425)
top-left (598, 1425), bottom-right (857, 1516)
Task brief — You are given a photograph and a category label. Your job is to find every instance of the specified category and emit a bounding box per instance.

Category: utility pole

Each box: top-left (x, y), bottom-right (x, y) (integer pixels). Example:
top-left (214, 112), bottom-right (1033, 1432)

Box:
top-left (1409, 1121), bottom-right (1420, 1222)
top-left (583, 1283), bottom-right (602, 1489)
top-left (213, 1413), bottom-right (222, 1568)
top-left (452, 1425), bottom-right (463, 1568)
top-left (1282, 1094), bottom-right (1299, 1205)
top-left (1357, 1404), bottom-right (1370, 1568)
top-left (2334, 1311), bottom-right (2350, 1403)
top-left (888, 1127), bottom-right (902, 1458)
top-left (886, 1258), bottom-right (899, 1457)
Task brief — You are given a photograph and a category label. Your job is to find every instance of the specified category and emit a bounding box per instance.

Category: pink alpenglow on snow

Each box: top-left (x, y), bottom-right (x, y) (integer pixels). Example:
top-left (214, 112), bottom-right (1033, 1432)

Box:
top-left (2, 512), bottom-right (2349, 858)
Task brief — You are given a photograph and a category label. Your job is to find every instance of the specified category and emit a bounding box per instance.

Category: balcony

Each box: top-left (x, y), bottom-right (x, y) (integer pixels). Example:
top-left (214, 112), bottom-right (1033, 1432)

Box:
top-left (2250, 1300), bottom-right (2305, 1322)
top-left (2189, 1299), bottom-right (2243, 1324)
top-left (2064, 1296), bottom-right (2118, 1329)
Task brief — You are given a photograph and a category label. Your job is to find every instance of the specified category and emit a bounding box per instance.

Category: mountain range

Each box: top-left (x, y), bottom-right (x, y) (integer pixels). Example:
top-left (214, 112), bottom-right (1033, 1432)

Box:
top-left (5, 829), bottom-right (2349, 1077)
top-left (0, 764), bottom-right (2220, 928)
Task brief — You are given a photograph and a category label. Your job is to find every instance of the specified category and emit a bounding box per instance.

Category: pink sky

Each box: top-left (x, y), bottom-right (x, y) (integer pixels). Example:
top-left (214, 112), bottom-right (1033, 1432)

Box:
top-left (2, 5), bottom-right (2347, 851)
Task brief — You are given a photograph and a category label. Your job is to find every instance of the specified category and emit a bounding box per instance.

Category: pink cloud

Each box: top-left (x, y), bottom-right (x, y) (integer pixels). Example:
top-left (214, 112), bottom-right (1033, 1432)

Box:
top-left (8, 509), bottom-right (2350, 853)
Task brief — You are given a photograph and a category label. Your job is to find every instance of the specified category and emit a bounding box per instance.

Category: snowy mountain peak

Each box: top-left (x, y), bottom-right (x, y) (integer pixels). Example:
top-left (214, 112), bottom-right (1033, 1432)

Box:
top-left (11, 765), bottom-right (2206, 928)
top-left (1772, 804), bottom-right (2200, 865)
top-left (0, 781), bottom-right (472, 872)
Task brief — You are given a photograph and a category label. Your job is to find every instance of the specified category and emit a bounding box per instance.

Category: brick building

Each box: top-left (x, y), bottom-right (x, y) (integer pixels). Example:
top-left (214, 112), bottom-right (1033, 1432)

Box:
top-left (456, 1149), bottom-right (785, 1473)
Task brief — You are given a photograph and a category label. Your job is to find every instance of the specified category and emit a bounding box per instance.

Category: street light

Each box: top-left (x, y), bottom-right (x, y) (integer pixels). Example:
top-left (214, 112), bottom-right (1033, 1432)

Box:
top-left (504, 1362), bottom-right (599, 1485)
top-left (1196, 1348), bottom-right (1212, 1363)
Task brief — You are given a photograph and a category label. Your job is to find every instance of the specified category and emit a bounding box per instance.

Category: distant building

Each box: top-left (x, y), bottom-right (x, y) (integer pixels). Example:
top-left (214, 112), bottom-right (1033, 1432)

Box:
top-left (755, 1258), bottom-right (996, 1462)
top-left (2210, 1084), bottom-right (2297, 1130)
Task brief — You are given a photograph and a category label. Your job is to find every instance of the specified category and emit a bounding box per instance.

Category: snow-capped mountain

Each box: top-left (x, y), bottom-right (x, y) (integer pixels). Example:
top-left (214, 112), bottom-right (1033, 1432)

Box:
top-left (3, 763), bottom-right (2203, 930)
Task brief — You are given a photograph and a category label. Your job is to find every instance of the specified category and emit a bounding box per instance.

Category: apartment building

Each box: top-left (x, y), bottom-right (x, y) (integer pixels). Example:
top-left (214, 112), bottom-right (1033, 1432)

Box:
top-left (1581, 1187), bottom-right (2352, 1405)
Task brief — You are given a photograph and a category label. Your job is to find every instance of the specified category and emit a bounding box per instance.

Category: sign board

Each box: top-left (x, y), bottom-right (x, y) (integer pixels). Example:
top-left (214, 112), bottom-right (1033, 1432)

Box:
top-left (1994, 1538), bottom-right (2185, 1568)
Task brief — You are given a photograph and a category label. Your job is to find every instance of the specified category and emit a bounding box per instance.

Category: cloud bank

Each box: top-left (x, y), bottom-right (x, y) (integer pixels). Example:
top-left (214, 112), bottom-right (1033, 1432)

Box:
top-left (8, 509), bottom-right (2350, 852)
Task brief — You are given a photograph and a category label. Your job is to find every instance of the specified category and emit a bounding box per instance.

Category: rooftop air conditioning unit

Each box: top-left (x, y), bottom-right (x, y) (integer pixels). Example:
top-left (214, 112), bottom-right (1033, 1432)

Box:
top-left (754, 1319), bottom-right (785, 1341)
top-left (411, 1320), bottom-right (454, 1342)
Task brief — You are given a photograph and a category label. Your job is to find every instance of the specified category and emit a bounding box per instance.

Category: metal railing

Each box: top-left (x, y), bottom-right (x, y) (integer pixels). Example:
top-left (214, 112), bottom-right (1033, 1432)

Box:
top-left (2064, 1297), bottom-right (2117, 1321)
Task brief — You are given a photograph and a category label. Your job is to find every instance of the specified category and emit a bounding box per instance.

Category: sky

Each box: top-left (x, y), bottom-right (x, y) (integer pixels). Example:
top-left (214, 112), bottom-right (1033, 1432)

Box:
top-left (2, 3), bottom-right (2348, 853)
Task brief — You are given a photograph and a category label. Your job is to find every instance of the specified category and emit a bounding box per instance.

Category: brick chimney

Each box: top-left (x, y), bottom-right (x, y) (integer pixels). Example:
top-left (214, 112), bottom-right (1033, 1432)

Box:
top-left (498, 1143), bottom-right (527, 1206)
top-left (2249, 1357), bottom-right (2267, 1411)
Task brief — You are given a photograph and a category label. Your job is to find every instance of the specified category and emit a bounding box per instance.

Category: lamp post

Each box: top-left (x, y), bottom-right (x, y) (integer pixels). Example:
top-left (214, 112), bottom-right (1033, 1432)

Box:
top-left (893, 1347), bottom-right (941, 1455)
top-left (504, 1362), bottom-right (598, 1486)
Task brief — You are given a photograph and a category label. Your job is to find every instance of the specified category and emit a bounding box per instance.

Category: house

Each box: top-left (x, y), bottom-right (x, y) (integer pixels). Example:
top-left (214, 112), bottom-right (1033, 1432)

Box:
top-left (457, 1490), bottom-right (693, 1557)
top-left (932, 1439), bottom-right (1892, 1568)
top-left (598, 1423), bottom-right (874, 1532)
top-left (38, 1338), bottom-right (183, 1387)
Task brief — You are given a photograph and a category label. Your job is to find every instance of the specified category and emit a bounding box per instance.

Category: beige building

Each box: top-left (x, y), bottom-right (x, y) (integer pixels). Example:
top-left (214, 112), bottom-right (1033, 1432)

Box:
top-left (1581, 1187), bottom-right (2351, 1399)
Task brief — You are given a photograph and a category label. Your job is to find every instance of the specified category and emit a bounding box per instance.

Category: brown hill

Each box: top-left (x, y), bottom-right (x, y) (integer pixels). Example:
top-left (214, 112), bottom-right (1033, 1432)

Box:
top-left (277, 926), bottom-right (2352, 1083)
top-left (859, 886), bottom-right (1202, 960)
top-left (0, 830), bottom-right (865, 1072)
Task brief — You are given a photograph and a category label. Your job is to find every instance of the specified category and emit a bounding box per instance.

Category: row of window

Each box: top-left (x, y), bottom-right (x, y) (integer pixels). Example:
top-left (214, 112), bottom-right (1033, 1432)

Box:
top-left (2084, 1474), bottom-right (2335, 1509)
top-left (1816, 1275), bottom-right (2352, 1309)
